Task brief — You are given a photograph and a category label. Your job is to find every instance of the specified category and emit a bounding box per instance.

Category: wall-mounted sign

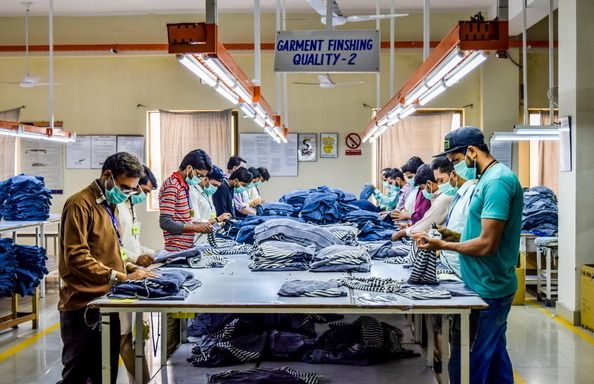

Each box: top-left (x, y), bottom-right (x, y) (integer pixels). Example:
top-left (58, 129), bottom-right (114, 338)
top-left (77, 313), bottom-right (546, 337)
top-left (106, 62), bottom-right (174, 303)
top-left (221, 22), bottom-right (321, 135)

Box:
top-left (298, 133), bottom-right (317, 162)
top-left (559, 116), bottom-right (572, 172)
top-left (320, 133), bottom-right (339, 158)
top-left (345, 132), bottom-right (362, 156)
top-left (274, 30), bottom-right (380, 73)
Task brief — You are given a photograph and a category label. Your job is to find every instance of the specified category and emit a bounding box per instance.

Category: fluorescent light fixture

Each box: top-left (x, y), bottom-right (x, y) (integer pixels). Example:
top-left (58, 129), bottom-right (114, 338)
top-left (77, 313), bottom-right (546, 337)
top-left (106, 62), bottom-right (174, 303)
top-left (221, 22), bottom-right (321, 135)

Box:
top-left (387, 105), bottom-right (404, 120)
top-left (214, 81), bottom-right (240, 105)
top-left (177, 55), bottom-right (217, 87)
top-left (426, 49), bottom-right (465, 87)
top-left (203, 57), bottom-right (235, 88)
top-left (233, 84), bottom-right (253, 104)
top-left (492, 132), bottom-right (560, 141)
top-left (363, 124), bottom-right (381, 143)
top-left (265, 117), bottom-right (275, 127)
top-left (253, 104), bottom-right (268, 119)
top-left (399, 104), bottom-right (417, 119)
top-left (513, 125), bottom-right (559, 135)
top-left (377, 115), bottom-right (389, 127)
top-left (273, 136), bottom-right (282, 144)
top-left (254, 116), bottom-right (266, 128)
top-left (444, 51), bottom-right (488, 87)
top-left (371, 125), bottom-right (389, 141)
top-left (0, 129), bottom-right (19, 137)
top-left (240, 103), bottom-right (256, 119)
top-left (419, 81), bottom-right (447, 106)
top-left (405, 82), bottom-right (428, 104)
top-left (264, 126), bottom-right (275, 137)
top-left (0, 126), bottom-right (76, 143)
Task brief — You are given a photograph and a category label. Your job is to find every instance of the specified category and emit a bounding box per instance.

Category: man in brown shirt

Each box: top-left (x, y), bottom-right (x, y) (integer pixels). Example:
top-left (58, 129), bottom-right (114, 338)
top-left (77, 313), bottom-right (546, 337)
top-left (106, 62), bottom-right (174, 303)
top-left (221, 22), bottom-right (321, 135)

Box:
top-left (58, 152), bottom-right (156, 384)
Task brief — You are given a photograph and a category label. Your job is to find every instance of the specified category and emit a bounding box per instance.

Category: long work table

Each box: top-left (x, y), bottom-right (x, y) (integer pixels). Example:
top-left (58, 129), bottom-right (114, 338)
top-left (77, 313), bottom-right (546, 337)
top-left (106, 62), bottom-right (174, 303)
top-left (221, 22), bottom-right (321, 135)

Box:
top-left (90, 257), bottom-right (487, 384)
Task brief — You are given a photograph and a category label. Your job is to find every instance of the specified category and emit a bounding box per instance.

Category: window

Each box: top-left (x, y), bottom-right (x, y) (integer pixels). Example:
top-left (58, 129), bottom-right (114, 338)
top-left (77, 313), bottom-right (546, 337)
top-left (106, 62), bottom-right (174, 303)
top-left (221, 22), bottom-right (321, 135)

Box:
top-left (375, 109), bottom-right (463, 182)
top-left (146, 110), bottom-right (237, 210)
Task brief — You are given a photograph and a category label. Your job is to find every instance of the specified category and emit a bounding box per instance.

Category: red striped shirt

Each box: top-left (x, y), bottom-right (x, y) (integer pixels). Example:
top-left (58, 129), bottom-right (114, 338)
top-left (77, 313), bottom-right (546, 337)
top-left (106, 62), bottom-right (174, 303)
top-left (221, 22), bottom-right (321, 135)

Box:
top-left (159, 172), bottom-right (195, 251)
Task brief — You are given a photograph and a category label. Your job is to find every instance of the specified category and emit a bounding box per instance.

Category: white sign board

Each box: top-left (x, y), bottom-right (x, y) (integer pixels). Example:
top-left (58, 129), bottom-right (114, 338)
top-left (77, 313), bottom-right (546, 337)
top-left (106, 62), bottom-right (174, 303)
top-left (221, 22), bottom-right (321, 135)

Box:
top-left (274, 30), bottom-right (380, 73)
top-left (66, 135), bottom-right (91, 169)
top-left (489, 139), bottom-right (513, 170)
top-left (117, 136), bottom-right (145, 163)
top-left (239, 133), bottom-right (298, 177)
top-left (91, 135), bottom-right (117, 169)
top-left (559, 116), bottom-right (572, 172)
top-left (20, 139), bottom-right (65, 193)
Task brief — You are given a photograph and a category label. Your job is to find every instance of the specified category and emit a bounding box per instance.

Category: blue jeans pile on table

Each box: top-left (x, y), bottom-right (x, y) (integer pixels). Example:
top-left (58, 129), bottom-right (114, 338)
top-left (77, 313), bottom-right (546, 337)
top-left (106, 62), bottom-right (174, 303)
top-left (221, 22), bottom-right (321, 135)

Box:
top-left (223, 216), bottom-right (304, 244)
top-left (522, 186), bottom-right (558, 237)
top-left (0, 174), bottom-right (52, 221)
top-left (254, 219), bottom-right (344, 251)
top-left (0, 238), bottom-right (16, 297)
top-left (108, 269), bottom-right (201, 300)
top-left (256, 202), bottom-right (295, 217)
top-left (249, 241), bottom-right (316, 271)
top-left (186, 314), bottom-right (417, 367)
top-left (278, 186), bottom-right (359, 224)
top-left (14, 245), bottom-right (48, 296)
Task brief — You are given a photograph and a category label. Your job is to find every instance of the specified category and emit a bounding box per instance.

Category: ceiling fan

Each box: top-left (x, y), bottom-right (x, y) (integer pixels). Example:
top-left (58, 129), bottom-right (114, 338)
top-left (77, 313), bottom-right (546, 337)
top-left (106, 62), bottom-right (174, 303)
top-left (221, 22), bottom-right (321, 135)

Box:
top-left (0, 2), bottom-right (55, 88)
top-left (293, 74), bottom-right (365, 89)
top-left (305, 0), bottom-right (408, 27)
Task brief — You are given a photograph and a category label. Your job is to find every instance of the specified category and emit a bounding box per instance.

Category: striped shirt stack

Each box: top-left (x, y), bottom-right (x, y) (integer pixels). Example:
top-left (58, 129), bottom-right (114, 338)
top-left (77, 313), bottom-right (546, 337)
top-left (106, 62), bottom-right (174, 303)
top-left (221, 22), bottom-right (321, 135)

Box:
top-left (159, 173), bottom-right (194, 251)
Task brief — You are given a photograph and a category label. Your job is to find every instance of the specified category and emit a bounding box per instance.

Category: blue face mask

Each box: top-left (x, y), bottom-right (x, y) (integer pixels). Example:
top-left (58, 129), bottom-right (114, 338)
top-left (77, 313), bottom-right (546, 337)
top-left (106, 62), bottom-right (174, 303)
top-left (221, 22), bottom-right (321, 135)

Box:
top-left (255, 181), bottom-right (263, 187)
top-left (186, 175), bottom-right (201, 186)
top-left (130, 191), bottom-right (147, 205)
top-left (406, 176), bottom-right (415, 186)
top-left (422, 188), bottom-right (434, 200)
top-left (106, 175), bottom-right (131, 205)
top-left (235, 186), bottom-right (247, 194)
top-left (390, 184), bottom-right (401, 193)
top-left (454, 158), bottom-right (476, 181)
top-left (203, 185), bottom-right (218, 196)
top-left (246, 183), bottom-right (255, 189)
top-left (438, 182), bottom-right (458, 197)
top-left (382, 181), bottom-right (390, 188)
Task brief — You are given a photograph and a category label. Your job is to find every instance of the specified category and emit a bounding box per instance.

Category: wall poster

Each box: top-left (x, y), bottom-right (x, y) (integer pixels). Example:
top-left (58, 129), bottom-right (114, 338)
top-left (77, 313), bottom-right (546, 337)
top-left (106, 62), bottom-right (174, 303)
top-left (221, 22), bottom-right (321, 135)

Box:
top-left (298, 133), bottom-right (317, 162)
top-left (320, 133), bottom-right (338, 158)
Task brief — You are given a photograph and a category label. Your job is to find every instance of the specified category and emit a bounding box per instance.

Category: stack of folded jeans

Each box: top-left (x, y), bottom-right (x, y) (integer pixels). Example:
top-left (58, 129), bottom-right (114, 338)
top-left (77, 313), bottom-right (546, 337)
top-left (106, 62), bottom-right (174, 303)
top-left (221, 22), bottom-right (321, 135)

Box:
top-left (279, 189), bottom-right (311, 214)
top-left (341, 210), bottom-right (381, 228)
top-left (522, 186), bottom-right (557, 237)
top-left (309, 245), bottom-right (371, 272)
top-left (348, 199), bottom-right (381, 212)
top-left (249, 241), bottom-right (316, 271)
top-left (256, 202), bottom-right (295, 217)
top-left (0, 238), bottom-right (16, 297)
top-left (207, 367), bottom-right (322, 384)
top-left (300, 192), bottom-right (341, 224)
top-left (254, 219), bottom-right (344, 251)
top-left (358, 220), bottom-right (396, 241)
top-left (108, 269), bottom-right (200, 300)
top-left (13, 245), bottom-right (48, 296)
top-left (0, 174), bottom-right (52, 221)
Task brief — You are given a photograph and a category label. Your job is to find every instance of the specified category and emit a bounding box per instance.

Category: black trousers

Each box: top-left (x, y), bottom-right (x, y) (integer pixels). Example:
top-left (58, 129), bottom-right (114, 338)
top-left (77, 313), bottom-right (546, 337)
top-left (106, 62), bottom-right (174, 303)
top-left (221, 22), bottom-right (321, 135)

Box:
top-left (59, 307), bottom-right (120, 384)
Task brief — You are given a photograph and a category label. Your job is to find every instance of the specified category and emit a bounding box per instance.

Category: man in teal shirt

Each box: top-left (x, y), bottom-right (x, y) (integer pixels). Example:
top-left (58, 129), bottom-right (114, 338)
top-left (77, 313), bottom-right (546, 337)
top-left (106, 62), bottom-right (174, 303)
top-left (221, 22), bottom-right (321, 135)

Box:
top-left (417, 127), bottom-right (523, 384)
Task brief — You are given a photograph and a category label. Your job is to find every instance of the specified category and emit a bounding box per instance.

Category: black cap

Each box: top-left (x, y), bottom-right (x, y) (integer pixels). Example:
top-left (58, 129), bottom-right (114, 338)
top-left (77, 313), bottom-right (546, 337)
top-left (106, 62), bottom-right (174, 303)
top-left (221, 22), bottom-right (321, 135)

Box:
top-left (434, 126), bottom-right (485, 157)
top-left (207, 165), bottom-right (225, 182)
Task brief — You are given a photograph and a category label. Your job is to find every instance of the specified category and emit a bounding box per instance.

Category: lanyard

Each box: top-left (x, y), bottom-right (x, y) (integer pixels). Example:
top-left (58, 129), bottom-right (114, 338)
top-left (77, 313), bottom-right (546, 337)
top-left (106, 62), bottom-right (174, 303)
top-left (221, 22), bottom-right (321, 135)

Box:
top-left (102, 202), bottom-right (123, 247)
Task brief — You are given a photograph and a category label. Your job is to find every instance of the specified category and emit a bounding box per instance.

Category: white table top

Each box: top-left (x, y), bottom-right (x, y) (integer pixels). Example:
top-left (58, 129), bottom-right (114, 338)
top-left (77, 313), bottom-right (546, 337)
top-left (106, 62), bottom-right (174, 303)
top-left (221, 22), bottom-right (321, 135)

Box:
top-left (0, 213), bottom-right (61, 232)
top-left (90, 256), bottom-right (487, 312)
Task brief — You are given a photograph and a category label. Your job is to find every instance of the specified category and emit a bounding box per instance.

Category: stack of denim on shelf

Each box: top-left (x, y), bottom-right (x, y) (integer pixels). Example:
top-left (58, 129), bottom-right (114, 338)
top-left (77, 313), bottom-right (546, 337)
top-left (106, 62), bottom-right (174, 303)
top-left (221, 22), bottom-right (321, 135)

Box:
top-left (108, 269), bottom-right (200, 300)
top-left (301, 316), bottom-right (419, 365)
top-left (256, 202), bottom-right (295, 217)
top-left (0, 238), bottom-right (16, 297)
top-left (249, 241), bottom-right (316, 271)
top-left (207, 367), bottom-right (321, 384)
top-left (277, 280), bottom-right (347, 297)
top-left (522, 186), bottom-right (558, 237)
top-left (13, 245), bottom-right (48, 296)
top-left (309, 245), bottom-right (371, 272)
top-left (254, 219), bottom-right (344, 251)
top-left (0, 174), bottom-right (52, 221)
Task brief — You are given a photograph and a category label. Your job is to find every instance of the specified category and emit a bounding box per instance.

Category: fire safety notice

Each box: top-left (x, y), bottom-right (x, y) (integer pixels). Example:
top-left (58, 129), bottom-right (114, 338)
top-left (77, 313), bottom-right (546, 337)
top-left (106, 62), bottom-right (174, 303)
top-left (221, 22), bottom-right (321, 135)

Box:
top-left (274, 30), bottom-right (380, 73)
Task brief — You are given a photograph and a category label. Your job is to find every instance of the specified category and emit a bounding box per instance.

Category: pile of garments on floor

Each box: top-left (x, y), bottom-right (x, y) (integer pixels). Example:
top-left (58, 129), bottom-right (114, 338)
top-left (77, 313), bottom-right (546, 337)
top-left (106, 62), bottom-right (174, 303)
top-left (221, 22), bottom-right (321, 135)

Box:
top-left (186, 314), bottom-right (419, 367)
top-left (207, 367), bottom-right (321, 384)
top-left (0, 238), bottom-right (47, 297)
top-left (0, 174), bottom-right (52, 221)
top-left (108, 269), bottom-right (201, 300)
top-left (279, 186), bottom-right (359, 224)
top-left (522, 186), bottom-right (558, 237)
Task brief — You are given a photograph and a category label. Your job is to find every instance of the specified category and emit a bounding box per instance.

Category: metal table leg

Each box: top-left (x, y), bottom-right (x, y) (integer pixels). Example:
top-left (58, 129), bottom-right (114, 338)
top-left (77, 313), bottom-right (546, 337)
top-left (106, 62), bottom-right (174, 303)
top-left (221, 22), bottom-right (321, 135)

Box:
top-left (425, 315), bottom-right (434, 367)
top-left (135, 311), bottom-right (145, 384)
top-left (38, 225), bottom-right (46, 298)
top-left (414, 314), bottom-right (422, 342)
top-left (441, 315), bottom-right (450, 384)
top-left (161, 312), bottom-right (168, 366)
top-left (101, 312), bottom-right (112, 384)
top-left (546, 247), bottom-right (552, 304)
top-left (460, 310), bottom-right (470, 384)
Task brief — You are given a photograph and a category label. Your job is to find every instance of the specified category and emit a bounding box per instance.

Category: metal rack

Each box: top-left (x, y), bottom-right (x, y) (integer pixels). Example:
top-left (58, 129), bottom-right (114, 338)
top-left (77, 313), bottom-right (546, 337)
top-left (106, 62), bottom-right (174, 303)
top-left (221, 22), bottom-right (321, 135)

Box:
top-left (0, 213), bottom-right (60, 331)
top-left (536, 242), bottom-right (559, 307)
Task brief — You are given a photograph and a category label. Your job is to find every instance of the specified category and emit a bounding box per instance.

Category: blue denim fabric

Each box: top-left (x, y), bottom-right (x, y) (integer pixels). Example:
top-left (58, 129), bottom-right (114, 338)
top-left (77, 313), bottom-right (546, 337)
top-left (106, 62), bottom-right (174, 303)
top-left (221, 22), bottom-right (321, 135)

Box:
top-left (225, 216), bottom-right (304, 244)
top-left (279, 186), bottom-right (362, 223)
top-left (449, 294), bottom-right (514, 384)
top-left (359, 184), bottom-right (375, 200)
top-left (13, 244), bottom-right (48, 296)
top-left (521, 186), bottom-right (558, 237)
top-left (348, 199), bottom-right (381, 212)
top-left (254, 219), bottom-right (344, 251)
top-left (0, 238), bottom-right (16, 297)
top-left (0, 174), bottom-right (52, 221)
top-left (256, 202), bottom-right (295, 216)
top-left (342, 210), bottom-right (381, 228)
top-left (358, 221), bottom-right (396, 241)
top-left (108, 269), bottom-right (197, 299)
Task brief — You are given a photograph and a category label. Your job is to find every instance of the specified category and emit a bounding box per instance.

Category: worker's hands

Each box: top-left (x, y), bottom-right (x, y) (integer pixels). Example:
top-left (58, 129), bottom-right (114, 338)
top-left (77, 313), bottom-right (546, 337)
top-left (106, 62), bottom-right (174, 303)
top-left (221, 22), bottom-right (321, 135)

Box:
top-left (396, 223), bottom-right (409, 230)
top-left (249, 199), bottom-right (264, 207)
top-left (391, 230), bottom-right (406, 241)
top-left (391, 210), bottom-right (410, 221)
top-left (379, 211), bottom-right (390, 218)
top-left (126, 268), bottom-right (158, 281)
top-left (436, 225), bottom-right (460, 242)
top-left (136, 255), bottom-right (155, 267)
top-left (217, 213), bottom-right (232, 223)
top-left (415, 234), bottom-right (447, 251)
top-left (191, 222), bottom-right (213, 233)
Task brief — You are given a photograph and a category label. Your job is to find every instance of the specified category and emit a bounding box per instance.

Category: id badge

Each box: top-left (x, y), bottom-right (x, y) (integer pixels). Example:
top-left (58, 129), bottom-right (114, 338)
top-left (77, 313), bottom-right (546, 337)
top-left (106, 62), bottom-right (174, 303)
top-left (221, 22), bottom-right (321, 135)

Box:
top-left (131, 225), bottom-right (140, 236)
top-left (120, 248), bottom-right (128, 262)
top-left (190, 209), bottom-right (196, 218)
top-left (210, 212), bottom-right (217, 220)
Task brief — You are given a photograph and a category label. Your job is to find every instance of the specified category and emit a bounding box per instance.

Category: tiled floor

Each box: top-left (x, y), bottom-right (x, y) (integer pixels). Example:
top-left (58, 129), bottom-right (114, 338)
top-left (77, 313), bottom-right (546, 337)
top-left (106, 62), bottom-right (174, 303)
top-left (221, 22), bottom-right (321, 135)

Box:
top-left (0, 284), bottom-right (593, 384)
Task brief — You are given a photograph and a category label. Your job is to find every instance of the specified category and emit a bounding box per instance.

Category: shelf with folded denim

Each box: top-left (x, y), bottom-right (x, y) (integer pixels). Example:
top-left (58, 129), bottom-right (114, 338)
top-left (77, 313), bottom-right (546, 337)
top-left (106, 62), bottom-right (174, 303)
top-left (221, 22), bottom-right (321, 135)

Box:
top-left (0, 238), bottom-right (48, 297)
top-left (522, 186), bottom-right (558, 237)
top-left (0, 238), bottom-right (16, 297)
top-left (108, 269), bottom-right (201, 300)
top-left (0, 174), bottom-right (52, 221)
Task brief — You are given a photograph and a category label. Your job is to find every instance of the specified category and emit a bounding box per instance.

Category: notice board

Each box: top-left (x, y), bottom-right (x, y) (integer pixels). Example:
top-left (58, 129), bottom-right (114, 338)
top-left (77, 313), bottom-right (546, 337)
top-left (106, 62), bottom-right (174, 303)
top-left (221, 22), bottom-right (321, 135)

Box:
top-left (239, 133), bottom-right (298, 177)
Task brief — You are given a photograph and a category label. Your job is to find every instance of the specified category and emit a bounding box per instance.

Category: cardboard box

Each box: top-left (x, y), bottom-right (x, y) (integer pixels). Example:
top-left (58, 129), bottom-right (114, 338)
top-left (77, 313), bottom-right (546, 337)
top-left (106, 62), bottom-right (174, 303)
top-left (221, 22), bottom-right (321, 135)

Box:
top-left (513, 267), bottom-right (525, 305)
top-left (581, 264), bottom-right (594, 330)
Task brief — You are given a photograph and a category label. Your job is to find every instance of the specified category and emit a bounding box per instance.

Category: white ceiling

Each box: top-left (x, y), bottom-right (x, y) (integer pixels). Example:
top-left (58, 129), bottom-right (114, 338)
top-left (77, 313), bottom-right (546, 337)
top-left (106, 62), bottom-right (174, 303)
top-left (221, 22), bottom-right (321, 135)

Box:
top-left (0, 0), bottom-right (494, 16)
